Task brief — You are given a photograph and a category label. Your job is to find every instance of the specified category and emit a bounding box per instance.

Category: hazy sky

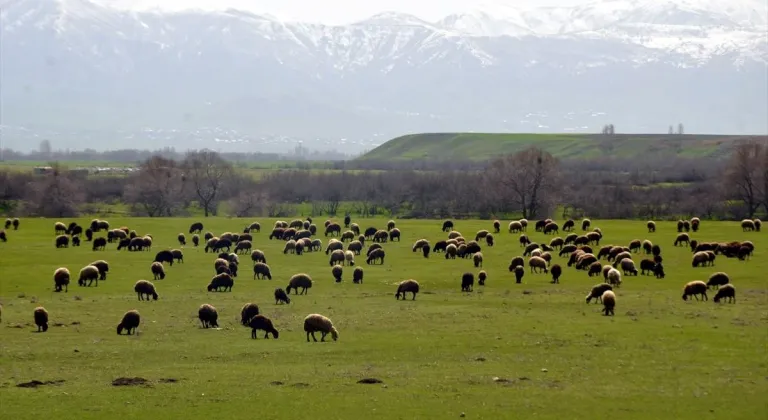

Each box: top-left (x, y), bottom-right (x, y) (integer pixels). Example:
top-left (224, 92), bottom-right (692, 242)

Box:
top-left (101, 0), bottom-right (588, 24)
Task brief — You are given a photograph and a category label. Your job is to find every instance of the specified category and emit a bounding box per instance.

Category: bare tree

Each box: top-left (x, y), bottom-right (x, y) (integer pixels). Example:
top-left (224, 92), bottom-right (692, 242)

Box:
top-left (668, 125), bottom-right (674, 135)
top-left (484, 148), bottom-right (559, 219)
top-left (677, 123), bottom-right (684, 135)
top-left (124, 156), bottom-right (186, 216)
top-left (182, 150), bottom-right (233, 217)
top-left (724, 141), bottom-right (765, 218)
top-left (24, 163), bottom-right (84, 217)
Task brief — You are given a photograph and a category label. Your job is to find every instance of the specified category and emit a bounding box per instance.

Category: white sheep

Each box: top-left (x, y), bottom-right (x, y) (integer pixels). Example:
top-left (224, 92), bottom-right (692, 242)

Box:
top-left (606, 268), bottom-right (622, 288)
top-left (528, 256), bottom-right (548, 274)
top-left (303, 314), bottom-right (338, 342)
top-left (601, 290), bottom-right (616, 316)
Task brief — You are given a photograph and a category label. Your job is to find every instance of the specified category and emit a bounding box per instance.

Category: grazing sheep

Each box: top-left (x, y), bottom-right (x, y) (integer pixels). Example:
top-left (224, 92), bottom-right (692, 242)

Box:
top-left (32, 307), bottom-right (49, 332)
top-left (519, 219), bottom-right (528, 231)
top-left (475, 229), bottom-right (489, 241)
top-left (493, 220), bottom-right (501, 233)
top-left (508, 256), bottom-right (525, 271)
top-left (133, 280), bottom-right (158, 301)
top-left (485, 234), bottom-right (494, 247)
top-left (283, 240), bottom-right (297, 255)
top-left (456, 244), bottom-right (468, 258)
top-left (606, 268), bottom-right (622, 288)
top-left (461, 272), bottom-right (474, 292)
top-left (344, 250), bottom-right (355, 266)
top-left (91, 237), bottom-right (107, 251)
top-left (445, 244), bottom-right (458, 259)
top-left (249, 315), bottom-right (279, 339)
top-left (754, 219), bottom-right (762, 232)
top-left (432, 240), bottom-right (448, 253)
top-left (473, 252), bottom-right (484, 268)
top-left (535, 220), bottom-right (547, 232)
top-left (341, 230), bottom-right (356, 242)
top-left (78, 265), bottom-right (100, 287)
top-left (586, 283), bottom-right (613, 303)
top-left (273, 288), bottom-right (291, 305)
top-left (442, 220), bottom-right (454, 232)
top-left (559, 245), bottom-right (578, 257)
top-left (519, 235), bottom-right (532, 247)
top-left (251, 249), bottom-right (267, 265)
top-left (311, 239), bottom-right (323, 252)
top-left (55, 234), bottom-right (69, 248)
top-left (54, 222), bottom-right (67, 235)
top-left (198, 304), bottom-right (219, 328)
top-left (582, 219), bottom-right (591, 231)
top-left (235, 240), bottom-right (252, 255)
top-left (690, 217), bottom-right (700, 232)
top-left (367, 243), bottom-right (383, 256)
top-left (639, 259), bottom-right (656, 275)
top-left (325, 223), bottom-right (341, 237)
top-left (247, 261), bottom-right (271, 281)
top-left (10, 217), bottom-right (18, 230)
top-left (412, 239), bottom-right (428, 252)
top-left (682, 280), bottom-right (708, 301)
top-left (588, 261), bottom-right (603, 277)
top-left (641, 240), bottom-right (653, 255)
top-left (713, 284), bottom-right (735, 303)
top-left (189, 222), bottom-right (204, 234)
top-left (653, 263), bottom-right (665, 279)
top-left (544, 222), bottom-right (559, 235)
top-left (71, 235), bottom-right (80, 247)
top-left (349, 223), bottom-right (360, 236)
top-left (576, 253), bottom-right (598, 270)
top-left (706, 272), bottom-right (730, 289)
top-left (353, 266), bottom-right (364, 284)
top-left (286, 273), bottom-right (313, 295)
top-left (240, 303), bottom-right (260, 326)
top-left (389, 228), bottom-right (401, 242)
top-left (328, 249), bottom-right (345, 266)
top-left (612, 251), bottom-right (632, 267)
top-left (207, 273), bottom-right (234, 292)
top-left (421, 243), bottom-right (430, 258)
top-left (546, 264), bottom-right (561, 284)
top-left (343, 215), bottom-right (351, 228)
top-left (268, 228), bottom-right (285, 240)
top-left (691, 251), bottom-right (711, 268)
top-left (523, 243), bottom-right (540, 257)
top-left (674, 233), bottom-right (691, 247)
top-left (395, 279), bottom-right (420, 300)
top-left (304, 314), bottom-right (338, 342)
top-left (247, 222), bottom-right (261, 233)
top-left (367, 248), bottom-right (386, 265)
top-left (151, 261), bottom-right (166, 280)
top-left (602, 265), bottom-right (613, 280)
top-left (117, 310), bottom-right (141, 335)
top-left (88, 260), bottom-right (109, 279)
top-left (620, 259), bottom-right (638, 276)
top-left (332, 264), bottom-right (343, 283)
top-left (531, 249), bottom-right (542, 258)
top-left (741, 219), bottom-right (756, 231)
top-left (325, 239), bottom-right (343, 255)
top-left (374, 230), bottom-right (389, 243)
top-left (628, 239), bottom-right (641, 253)
top-left (508, 221), bottom-right (523, 233)
top-left (387, 220), bottom-right (396, 231)
top-left (601, 290), bottom-right (616, 316)
top-left (529, 256), bottom-right (549, 274)
top-left (0, 229), bottom-right (6, 242)
top-left (563, 219), bottom-right (575, 231)
top-left (478, 270), bottom-right (487, 286)
top-left (513, 265), bottom-right (524, 283)
top-left (152, 250), bottom-right (173, 266)
top-left (53, 267), bottom-right (70, 292)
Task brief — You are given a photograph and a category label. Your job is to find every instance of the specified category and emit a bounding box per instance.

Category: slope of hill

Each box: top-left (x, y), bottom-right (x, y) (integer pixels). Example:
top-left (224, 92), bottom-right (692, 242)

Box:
top-left (358, 133), bottom-right (767, 161)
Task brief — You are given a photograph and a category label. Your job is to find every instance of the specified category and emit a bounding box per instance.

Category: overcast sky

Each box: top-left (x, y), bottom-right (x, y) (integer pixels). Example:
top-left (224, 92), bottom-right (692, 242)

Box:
top-left (100, 0), bottom-right (588, 24)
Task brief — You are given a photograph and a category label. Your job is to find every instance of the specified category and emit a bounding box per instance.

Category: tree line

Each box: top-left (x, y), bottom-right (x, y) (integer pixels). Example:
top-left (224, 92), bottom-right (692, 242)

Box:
top-left (1, 142), bottom-right (766, 220)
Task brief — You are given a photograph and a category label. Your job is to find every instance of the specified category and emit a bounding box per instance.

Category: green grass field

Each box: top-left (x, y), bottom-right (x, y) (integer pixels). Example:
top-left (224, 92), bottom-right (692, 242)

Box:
top-left (0, 218), bottom-right (766, 420)
top-left (359, 133), bottom-right (767, 161)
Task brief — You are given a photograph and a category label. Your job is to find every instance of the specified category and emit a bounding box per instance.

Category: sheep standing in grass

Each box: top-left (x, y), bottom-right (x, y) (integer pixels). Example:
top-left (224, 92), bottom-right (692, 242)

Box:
top-left (513, 265), bottom-right (524, 283)
top-left (620, 259), bottom-right (638, 276)
top-left (647, 221), bottom-right (656, 232)
top-left (78, 265), bottom-right (100, 287)
top-left (395, 279), bottom-right (420, 300)
top-left (325, 239), bottom-right (343, 255)
top-left (55, 234), bottom-right (69, 248)
top-left (286, 273), bottom-right (313, 295)
top-left (251, 249), bottom-right (267, 264)
top-left (177, 233), bottom-right (186, 246)
top-left (586, 283), bottom-right (613, 303)
top-left (304, 314), bottom-right (338, 342)
top-left (329, 249), bottom-right (345, 266)
top-left (34, 307), bottom-right (49, 332)
top-left (713, 284), bottom-right (735, 303)
top-left (332, 265), bottom-right (344, 283)
top-left (353, 267), bottom-right (364, 284)
top-left (249, 315), bottom-right (279, 339)
top-left (367, 248), bottom-right (386, 264)
top-left (478, 270), bottom-right (487, 286)
top-left (53, 267), bottom-right (70, 292)
top-left (192, 234), bottom-right (199, 247)
top-left (274, 288), bottom-right (291, 305)
top-left (707, 272), bottom-right (730, 289)
top-left (116, 310), bottom-right (141, 335)
top-left (442, 220), bottom-right (454, 232)
top-left (601, 291), bottom-right (616, 316)
top-left (754, 219), bottom-right (762, 232)
top-left (249, 262), bottom-right (272, 281)
top-left (344, 250), bottom-right (355, 266)
top-left (549, 264), bottom-right (562, 284)
top-left (198, 304), bottom-right (219, 328)
top-left (473, 252), bottom-right (484, 268)
top-left (151, 262), bottom-right (166, 280)
top-left (461, 272), bottom-right (474, 292)
top-left (239, 303), bottom-right (260, 326)
top-left (493, 220), bottom-right (501, 233)
top-left (154, 250), bottom-right (174, 266)
top-left (508, 221), bottom-right (523, 233)
top-left (741, 219), bottom-right (756, 232)
top-left (0, 229), bottom-right (6, 242)
top-left (582, 219), bottom-right (591, 231)
top-left (134, 280), bottom-right (159, 300)
top-left (485, 234), bottom-right (494, 247)
top-left (692, 251), bottom-right (710, 268)
top-left (528, 256), bottom-right (548, 274)
top-left (682, 280), bottom-right (708, 301)
top-left (606, 268), bottom-right (622, 288)
top-left (208, 273), bottom-right (234, 292)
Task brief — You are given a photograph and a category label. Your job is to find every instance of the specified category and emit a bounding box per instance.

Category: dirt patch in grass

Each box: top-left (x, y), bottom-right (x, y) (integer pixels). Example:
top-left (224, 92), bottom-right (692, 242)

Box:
top-left (112, 377), bottom-right (149, 386)
top-left (17, 379), bottom-right (65, 388)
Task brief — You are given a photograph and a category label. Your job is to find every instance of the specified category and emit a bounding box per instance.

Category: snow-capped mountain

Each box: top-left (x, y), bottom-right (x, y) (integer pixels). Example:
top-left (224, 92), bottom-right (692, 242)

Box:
top-left (1, 0), bottom-right (766, 150)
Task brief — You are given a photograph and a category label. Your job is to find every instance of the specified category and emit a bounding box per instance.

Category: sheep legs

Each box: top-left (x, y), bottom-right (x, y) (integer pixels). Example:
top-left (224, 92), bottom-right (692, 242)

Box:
top-left (307, 331), bottom-right (318, 342)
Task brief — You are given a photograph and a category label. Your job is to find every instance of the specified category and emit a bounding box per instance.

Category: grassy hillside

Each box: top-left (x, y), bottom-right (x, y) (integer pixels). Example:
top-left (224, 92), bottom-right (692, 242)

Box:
top-left (358, 133), bottom-right (767, 161)
top-left (0, 217), bottom-right (766, 419)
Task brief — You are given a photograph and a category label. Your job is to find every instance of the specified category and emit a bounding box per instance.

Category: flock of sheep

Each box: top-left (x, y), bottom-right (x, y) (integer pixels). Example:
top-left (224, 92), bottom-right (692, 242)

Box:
top-left (0, 214), bottom-right (758, 337)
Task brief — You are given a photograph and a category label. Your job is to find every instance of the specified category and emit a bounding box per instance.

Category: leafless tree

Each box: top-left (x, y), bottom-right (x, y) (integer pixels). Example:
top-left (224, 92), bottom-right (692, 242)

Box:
top-left (724, 141), bottom-right (766, 218)
top-left (124, 156), bottom-right (186, 216)
top-left (182, 150), bottom-right (234, 217)
top-left (484, 148), bottom-right (559, 219)
top-left (677, 123), bottom-right (684, 135)
top-left (24, 163), bottom-right (84, 217)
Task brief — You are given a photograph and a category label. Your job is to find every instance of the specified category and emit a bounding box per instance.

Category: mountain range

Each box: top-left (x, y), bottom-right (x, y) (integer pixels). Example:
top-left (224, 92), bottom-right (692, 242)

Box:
top-left (1, 0), bottom-right (766, 152)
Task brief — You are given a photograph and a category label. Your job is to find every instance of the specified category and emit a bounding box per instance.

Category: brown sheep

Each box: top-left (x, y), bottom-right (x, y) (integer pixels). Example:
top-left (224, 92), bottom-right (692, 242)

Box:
top-left (34, 307), bottom-right (49, 332)
top-left (286, 273), bottom-right (313, 295)
top-left (473, 252), bottom-right (484, 268)
top-left (304, 314), bottom-right (337, 342)
top-left (55, 234), bottom-right (69, 248)
top-left (235, 240), bottom-right (252, 254)
top-left (508, 221), bottom-right (523, 233)
top-left (207, 273), bottom-right (234, 292)
top-left (53, 267), bottom-right (71, 292)
top-left (251, 249), bottom-right (267, 264)
top-left (395, 279), bottom-right (420, 300)
top-left (581, 219), bottom-right (591, 231)
top-left (563, 219), bottom-right (575, 231)
top-left (151, 261), bottom-right (166, 280)
top-left (78, 265), bottom-right (100, 287)
top-left (198, 304), bottom-right (219, 328)
top-left (550, 264), bottom-right (562, 284)
top-left (250, 315), bottom-right (279, 339)
top-left (647, 221), bottom-right (656, 232)
top-left (628, 239), bottom-right (641, 253)
top-left (601, 290), bottom-right (616, 316)
top-left (412, 239), bottom-right (429, 252)
top-left (682, 280), bottom-right (708, 301)
top-left (493, 220), bottom-right (501, 233)
top-left (754, 219), bottom-right (762, 232)
top-left (588, 261), bottom-right (603, 277)
top-left (478, 270), bottom-right (487, 286)
top-left (240, 303), bottom-right (260, 325)
top-left (713, 284), bottom-right (735, 303)
top-left (389, 228), bottom-right (401, 242)
top-left (134, 280), bottom-right (159, 300)
top-left (54, 222), bottom-right (67, 235)
top-left (485, 234), bottom-right (494, 247)
top-left (332, 264), bottom-right (343, 283)
top-left (275, 288), bottom-right (291, 304)
top-left (509, 256), bottom-right (525, 271)
top-left (513, 265), bottom-right (524, 283)
top-left (367, 248), bottom-right (385, 265)
top-left (586, 283), bottom-right (613, 303)
top-left (353, 266), bottom-right (364, 284)
top-left (329, 249), bottom-right (345, 266)
top-left (706, 272), bottom-right (730, 289)
top-left (691, 251), bottom-right (710, 268)
top-left (529, 256), bottom-right (548, 274)
top-left (117, 310), bottom-right (141, 335)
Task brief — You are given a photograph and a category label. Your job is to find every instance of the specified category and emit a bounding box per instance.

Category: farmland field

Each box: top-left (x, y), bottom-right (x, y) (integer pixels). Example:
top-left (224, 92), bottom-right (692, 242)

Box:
top-left (0, 217), bottom-right (766, 420)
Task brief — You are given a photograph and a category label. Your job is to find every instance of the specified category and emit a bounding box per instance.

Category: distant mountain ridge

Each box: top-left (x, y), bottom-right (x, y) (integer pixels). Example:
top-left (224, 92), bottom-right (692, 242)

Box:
top-left (1, 0), bottom-right (766, 152)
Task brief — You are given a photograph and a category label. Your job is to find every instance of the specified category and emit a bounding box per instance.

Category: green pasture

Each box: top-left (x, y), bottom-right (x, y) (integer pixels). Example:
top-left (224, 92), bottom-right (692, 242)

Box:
top-left (0, 217), bottom-right (766, 420)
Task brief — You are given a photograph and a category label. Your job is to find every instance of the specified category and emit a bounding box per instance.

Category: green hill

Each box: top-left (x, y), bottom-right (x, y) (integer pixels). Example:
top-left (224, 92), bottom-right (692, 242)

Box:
top-left (358, 133), bottom-right (767, 161)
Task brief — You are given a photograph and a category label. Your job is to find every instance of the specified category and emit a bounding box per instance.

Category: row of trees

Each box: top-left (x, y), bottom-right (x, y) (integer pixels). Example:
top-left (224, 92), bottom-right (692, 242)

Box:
top-left (2, 142), bottom-right (766, 220)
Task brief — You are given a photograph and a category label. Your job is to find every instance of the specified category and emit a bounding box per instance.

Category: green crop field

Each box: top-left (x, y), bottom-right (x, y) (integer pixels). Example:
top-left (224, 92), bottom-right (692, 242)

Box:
top-left (0, 217), bottom-right (766, 420)
top-left (359, 133), bottom-right (767, 161)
